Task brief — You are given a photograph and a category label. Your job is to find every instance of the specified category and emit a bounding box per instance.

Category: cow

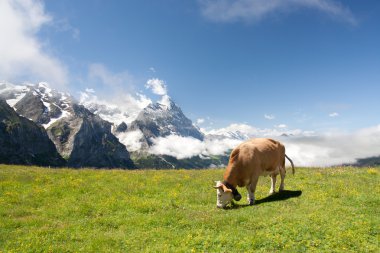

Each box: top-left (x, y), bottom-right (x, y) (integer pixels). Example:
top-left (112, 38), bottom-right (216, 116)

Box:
top-left (214, 138), bottom-right (294, 208)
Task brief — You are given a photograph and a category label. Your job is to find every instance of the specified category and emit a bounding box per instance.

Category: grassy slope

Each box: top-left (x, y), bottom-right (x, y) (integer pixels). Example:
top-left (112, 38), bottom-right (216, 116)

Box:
top-left (0, 165), bottom-right (379, 252)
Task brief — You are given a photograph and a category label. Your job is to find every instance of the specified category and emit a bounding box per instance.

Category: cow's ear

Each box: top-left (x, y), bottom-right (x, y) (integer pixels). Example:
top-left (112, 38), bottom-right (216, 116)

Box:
top-left (213, 181), bottom-right (223, 189)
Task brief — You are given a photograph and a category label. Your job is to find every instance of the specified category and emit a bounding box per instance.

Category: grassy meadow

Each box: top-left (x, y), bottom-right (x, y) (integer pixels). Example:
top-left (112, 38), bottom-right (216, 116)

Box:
top-left (0, 165), bottom-right (379, 252)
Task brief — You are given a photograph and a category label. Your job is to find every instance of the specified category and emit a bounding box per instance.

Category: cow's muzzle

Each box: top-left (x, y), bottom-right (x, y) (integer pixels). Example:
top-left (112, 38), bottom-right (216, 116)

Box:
top-left (233, 192), bottom-right (242, 201)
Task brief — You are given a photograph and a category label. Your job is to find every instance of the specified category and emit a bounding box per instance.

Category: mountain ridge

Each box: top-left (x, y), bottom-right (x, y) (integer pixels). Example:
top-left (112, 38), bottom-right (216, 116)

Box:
top-left (0, 99), bottom-right (66, 166)
top-left (1, 82), bottom-right (135, 169)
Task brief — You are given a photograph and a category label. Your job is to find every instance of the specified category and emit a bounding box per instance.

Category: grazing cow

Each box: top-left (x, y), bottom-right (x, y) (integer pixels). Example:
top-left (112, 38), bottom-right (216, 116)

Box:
top-left (214, 138), bottom-right (294, 208)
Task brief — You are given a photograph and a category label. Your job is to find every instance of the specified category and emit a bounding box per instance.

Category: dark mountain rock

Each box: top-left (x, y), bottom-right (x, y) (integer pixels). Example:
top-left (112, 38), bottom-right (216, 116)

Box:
top-left (352, 156), bottom-right (380, 167)
top-left (12, 83), bottom-right (72, 127)
top-left (130, 151), bottom-right (229, 169)
top-left (14, 91), bottom-right (61, 125)
top-left (115, 122), bottom-right (128, 133)
top-left (2, 83), bottom-right (135, 169)
top-left (0, 99), bottom-right (65, 166)
top-left (48, 104), bottom-right (135, 169)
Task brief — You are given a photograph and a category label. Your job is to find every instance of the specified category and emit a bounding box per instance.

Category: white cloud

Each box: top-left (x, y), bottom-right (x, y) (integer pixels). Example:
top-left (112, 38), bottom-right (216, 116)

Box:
top-left (81, 64), bottom-right (177, 123)
top-left (145, 78), bottom-right (173, 109)
top-left (276, 124), bottom-right (287, 128)
top-left (116, 130), bottom-right (145, 152)
top-left (149, 135), bottom-right (206, 159)
top-left (142, 121), bottom-right (380, 167)
top-left (264, 114), bottom-right (275, 120)
top-left (53, 18), bottom-right (80, 41)
top-left (148, 123), bottom-right (315, 159)
top-left (282, 125), bottom-right (380, 166)
top-left (80, 64), bottom-right (152, 124)
top-left (0, 0), bottom-right (68, 88)
top-left (145, 78), bottom-right (167, 96)
top-left (148, 134), bottom-right (242, 159)
top-left (88, 63), bottom-right (135, 89)
top-left (149, 67), bottom-right (156, 73)
top-left (197, 118), bottom-right (205, 124)
top-left (159, 94), bottom-right (172, 108)
top-left (204, 137), bottom-right (242, 156)
top-left (329, 112), bottom-right (339, 117)
top-left (79, 88), bottom-right (151, 125)
top-left (199, 0), bottom-right (357, 25)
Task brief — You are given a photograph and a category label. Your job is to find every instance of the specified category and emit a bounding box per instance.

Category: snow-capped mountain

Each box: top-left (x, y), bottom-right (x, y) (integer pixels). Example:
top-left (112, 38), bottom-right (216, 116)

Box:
top-left (125, 98), bottom-right (204, 149)
top-left (0, 82), bottom-right (73, 128)
top-left (202, 123), bottom-right (315, 142)
top-left (78, 89), bottom-right (151, 126)
top-left (0, 82), bottom-right (29, 107)
top-left (0, 81), bottom-right (240, 168)
top-left (205, 130), bottom-right (252, 141)
top-left (0, 82), bottom-right (134, 168)
top-left (201, 124), bottom-right (256, 142)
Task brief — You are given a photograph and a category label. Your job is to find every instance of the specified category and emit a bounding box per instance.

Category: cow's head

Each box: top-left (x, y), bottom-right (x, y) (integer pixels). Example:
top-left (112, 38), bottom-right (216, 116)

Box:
top-left (213, 181), bottom-right (234, 208)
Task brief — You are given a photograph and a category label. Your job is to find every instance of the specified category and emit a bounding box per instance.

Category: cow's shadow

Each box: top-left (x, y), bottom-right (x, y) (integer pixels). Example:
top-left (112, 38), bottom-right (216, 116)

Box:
top-left (227, 190), bottom-right (302, 210)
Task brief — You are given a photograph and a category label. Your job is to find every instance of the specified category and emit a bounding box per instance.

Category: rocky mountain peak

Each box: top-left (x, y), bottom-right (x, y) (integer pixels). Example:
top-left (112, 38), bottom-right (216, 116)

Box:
top-left (1, 82), bottom-right (74, 128)
top-left (126, 98), bottom-right (204, 149)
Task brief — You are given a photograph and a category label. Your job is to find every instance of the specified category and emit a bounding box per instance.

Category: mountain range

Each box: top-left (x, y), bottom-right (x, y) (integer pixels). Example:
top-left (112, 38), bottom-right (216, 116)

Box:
top-left (0, 82), bottom-right (230, 168)
top-left (1, 82), bottom-right (378, 169)
top-left (0, 99), bottom-right (65, 166)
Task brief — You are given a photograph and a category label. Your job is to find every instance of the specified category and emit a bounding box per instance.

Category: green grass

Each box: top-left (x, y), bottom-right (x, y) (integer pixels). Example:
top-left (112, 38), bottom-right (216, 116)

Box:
top-left (0, 165), bottom-right (379, 252)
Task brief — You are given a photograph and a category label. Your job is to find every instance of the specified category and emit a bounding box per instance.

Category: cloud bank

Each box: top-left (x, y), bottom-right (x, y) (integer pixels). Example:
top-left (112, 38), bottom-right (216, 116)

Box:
top-left (148, 123), bottom-right (313, 160)
top-left (147, 123), bottom-right (380, 167)
top-left (117, 130), bottom-right (145, 152)
top-left (149, 135), bottom-right (242, 160)
top-left (0, 0), bottom-right (68, 87)
top-left (282, 125), bottom-right (380, 166)
top-left (200, 0), bottom-right (357, 25)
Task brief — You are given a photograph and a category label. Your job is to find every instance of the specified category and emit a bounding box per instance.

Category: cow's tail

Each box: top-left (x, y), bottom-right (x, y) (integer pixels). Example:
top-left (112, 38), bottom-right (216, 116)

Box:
top-left (285, 154), bottom-right (295, 175)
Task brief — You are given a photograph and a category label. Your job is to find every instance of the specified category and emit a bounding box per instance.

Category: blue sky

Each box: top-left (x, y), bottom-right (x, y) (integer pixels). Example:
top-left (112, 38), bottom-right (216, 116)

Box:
top-left (1, 0), bottom-right (380, 133)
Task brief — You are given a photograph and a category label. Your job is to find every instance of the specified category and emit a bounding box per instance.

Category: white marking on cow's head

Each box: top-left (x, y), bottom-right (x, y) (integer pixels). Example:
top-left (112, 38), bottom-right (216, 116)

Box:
top-left (213, 181), bottom-right (233, 208)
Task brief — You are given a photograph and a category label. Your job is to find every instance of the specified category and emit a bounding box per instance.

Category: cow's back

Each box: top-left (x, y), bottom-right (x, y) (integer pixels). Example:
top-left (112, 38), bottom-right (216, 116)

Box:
top-left (240, 138), bottom-right (285, 171)
top-left (224, 138), bottom-right (285, 186)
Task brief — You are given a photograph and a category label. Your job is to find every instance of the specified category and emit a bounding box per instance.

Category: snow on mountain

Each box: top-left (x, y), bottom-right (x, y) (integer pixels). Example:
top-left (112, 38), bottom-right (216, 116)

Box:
top-left (202, 123), bottom-right (316, 141)
top-left (78, 88), bottom-right (151, 126)
top-left (0, 82), bottom-right (29, 106)
top-left (125, 98), bottom-right (204, 149)
top-left (0, 81), bottom-right (73, 128)
top-left (1, 81), bottom-right (135, 168)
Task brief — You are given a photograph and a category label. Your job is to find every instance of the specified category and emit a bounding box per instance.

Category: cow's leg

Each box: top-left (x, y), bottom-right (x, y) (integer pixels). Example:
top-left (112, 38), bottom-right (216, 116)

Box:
top-left (269, 174), bottom-right (277, 195)
top-left (246, 184), bottom-right (254, 205)
top-left (247, 175), bottom-right (259, 205)
top-left (279, 166), bottom-right (286, 191)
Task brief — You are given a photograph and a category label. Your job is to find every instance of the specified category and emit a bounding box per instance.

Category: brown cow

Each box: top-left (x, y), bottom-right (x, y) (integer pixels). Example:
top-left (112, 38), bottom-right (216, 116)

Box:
top-left (214, 138), bottom-right (294, 208)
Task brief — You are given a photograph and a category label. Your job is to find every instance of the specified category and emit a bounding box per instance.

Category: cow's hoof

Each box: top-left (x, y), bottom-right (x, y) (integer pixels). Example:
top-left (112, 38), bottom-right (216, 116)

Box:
top-left (248, 199), bottom-right (255, 205)
top-left (269, 190), bottom-right (276, 195)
